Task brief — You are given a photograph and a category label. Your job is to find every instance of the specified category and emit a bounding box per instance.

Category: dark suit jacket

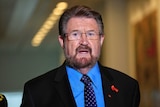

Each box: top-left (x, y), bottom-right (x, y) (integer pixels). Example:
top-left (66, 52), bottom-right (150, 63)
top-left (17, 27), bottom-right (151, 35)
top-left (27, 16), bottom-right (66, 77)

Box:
top-left (21, 62), bottom-right (140, 107)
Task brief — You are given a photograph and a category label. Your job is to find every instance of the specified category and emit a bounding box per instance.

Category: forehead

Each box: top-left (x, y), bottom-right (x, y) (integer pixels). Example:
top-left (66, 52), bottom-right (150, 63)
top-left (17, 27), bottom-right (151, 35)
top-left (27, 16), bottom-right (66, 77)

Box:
top-left (66, 17), bottom-right (99, 31)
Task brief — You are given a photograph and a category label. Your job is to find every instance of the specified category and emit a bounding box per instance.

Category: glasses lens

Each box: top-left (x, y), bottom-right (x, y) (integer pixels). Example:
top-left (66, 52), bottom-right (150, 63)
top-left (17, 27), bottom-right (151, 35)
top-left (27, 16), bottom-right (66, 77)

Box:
top-left (69, 31), bottom-right (80, 40)
top-left (86, 31), bottom-right (98, 40)
top-left (66, 31), bottom-right (99, 40)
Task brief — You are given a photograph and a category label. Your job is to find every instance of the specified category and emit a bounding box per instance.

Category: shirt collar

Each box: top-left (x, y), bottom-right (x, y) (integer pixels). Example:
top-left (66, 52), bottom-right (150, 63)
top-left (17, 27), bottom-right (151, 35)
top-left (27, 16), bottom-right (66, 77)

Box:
top-left (87, 63), bottom-right (101, 89)
top-left (66, 62), bottom-right (101, 89)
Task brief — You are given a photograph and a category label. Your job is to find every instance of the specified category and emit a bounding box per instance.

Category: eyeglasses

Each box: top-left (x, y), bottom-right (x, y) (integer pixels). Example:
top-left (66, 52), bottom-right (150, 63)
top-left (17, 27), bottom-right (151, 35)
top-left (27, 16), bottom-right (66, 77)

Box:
top-left (64, 31), bottom-right (101, 41)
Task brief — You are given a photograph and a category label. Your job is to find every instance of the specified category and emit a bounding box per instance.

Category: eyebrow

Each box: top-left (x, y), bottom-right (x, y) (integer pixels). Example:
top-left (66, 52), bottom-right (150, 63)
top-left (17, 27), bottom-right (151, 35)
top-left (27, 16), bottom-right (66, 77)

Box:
top-left (70, 30), bottom-right (97, 32)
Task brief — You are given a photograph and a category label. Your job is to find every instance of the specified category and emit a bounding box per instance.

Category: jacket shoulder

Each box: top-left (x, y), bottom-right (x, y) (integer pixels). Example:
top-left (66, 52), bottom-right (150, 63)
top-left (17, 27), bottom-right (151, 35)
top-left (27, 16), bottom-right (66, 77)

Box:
top-left (24, 64), bottom-right (66, 88)
top-left (100, 64), bottom-right (138, 84)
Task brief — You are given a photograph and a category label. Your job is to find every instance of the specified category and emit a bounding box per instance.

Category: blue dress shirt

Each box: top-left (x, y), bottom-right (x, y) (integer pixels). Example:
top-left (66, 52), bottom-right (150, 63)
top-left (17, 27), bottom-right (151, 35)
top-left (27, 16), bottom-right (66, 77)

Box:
top-left (66, 63), bottom-right (105, 107)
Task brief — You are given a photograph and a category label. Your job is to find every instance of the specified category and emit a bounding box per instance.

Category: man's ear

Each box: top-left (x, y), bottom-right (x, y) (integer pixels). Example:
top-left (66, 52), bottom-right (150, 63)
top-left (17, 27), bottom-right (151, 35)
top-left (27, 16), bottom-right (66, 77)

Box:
top-left (58, 35), bottom-right (64, 48)
top-left (100, 35), bottom-right (105, 46)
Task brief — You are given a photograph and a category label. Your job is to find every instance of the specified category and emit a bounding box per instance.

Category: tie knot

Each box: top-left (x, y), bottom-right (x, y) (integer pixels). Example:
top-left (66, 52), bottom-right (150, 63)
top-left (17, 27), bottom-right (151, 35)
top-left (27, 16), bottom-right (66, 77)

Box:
top-left (81, 75), bottom-right (92, 85)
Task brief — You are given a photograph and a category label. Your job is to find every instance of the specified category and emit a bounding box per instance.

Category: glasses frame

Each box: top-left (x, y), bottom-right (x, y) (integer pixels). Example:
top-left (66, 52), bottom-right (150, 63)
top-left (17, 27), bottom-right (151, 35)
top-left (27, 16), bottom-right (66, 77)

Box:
top-left (64, 30), bottom-right (101, 41)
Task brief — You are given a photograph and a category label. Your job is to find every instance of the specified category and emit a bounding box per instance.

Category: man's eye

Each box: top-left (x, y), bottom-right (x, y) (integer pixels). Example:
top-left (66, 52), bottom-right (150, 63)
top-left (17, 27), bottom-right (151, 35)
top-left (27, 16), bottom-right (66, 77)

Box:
top-left (71, 32), bottom-right (79, 36)
top-left (87, 32), bottom-right (95, 36)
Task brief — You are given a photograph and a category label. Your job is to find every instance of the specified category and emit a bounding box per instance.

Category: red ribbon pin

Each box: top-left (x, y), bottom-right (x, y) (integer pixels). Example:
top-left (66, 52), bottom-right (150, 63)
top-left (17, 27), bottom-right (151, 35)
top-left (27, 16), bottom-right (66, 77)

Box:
top-left (111, 85), bottom-right (119, 93)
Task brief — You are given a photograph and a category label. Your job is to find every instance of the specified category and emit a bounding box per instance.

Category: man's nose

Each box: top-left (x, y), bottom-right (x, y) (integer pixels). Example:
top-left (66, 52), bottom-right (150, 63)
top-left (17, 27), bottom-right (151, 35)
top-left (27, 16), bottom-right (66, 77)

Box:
top-left (79, 33), bottom-right (89, 45)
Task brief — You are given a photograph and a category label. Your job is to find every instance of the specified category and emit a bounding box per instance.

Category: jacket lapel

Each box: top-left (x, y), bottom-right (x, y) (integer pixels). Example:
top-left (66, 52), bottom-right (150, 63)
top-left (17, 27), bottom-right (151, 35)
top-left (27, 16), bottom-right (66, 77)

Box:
top-left (99, 64), bottom-right (119, 107)
top-left (53, 64), bottom-right (77, 107)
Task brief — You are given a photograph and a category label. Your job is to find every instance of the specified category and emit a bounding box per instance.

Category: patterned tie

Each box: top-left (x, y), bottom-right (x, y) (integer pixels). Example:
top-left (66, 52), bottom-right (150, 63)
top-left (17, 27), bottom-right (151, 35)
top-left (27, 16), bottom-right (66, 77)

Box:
top-left (81, 74), bottom-right (97, 107)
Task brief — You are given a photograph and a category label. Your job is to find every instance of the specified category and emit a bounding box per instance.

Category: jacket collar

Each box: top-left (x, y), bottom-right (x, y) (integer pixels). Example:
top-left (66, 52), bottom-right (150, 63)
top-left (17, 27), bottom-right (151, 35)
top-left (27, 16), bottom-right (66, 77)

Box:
top-left (99, 63), bottom-right (120, 107)
top-left (52, 62), bottom-right (77, 107)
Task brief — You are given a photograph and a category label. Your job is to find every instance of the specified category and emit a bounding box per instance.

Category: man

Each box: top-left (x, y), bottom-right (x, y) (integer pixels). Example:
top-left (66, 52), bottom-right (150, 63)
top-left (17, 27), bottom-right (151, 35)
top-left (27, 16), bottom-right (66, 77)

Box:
top-left (21, 5), bottom-right (140, 107)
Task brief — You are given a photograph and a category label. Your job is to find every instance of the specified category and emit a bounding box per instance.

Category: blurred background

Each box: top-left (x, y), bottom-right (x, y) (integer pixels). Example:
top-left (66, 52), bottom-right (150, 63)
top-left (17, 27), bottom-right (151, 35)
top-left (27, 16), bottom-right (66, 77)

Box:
top-left (0, 0), bottom-right (160, 107)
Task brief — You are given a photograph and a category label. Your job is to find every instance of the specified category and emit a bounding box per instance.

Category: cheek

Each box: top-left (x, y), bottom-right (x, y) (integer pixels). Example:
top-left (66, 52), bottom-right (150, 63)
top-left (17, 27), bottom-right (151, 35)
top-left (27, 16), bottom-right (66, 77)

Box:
top-left (91, 42), bottom-right (101, 55)
top-left (64, 42), bottom-right (77, 55)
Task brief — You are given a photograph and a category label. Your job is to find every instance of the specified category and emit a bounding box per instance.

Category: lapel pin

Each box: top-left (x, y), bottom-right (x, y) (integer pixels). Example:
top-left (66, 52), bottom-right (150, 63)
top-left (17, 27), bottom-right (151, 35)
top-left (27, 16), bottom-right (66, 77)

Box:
top-left (111, 85), bottom-right (119, 93)
top-left (108, 94), bottom-right (112, 98)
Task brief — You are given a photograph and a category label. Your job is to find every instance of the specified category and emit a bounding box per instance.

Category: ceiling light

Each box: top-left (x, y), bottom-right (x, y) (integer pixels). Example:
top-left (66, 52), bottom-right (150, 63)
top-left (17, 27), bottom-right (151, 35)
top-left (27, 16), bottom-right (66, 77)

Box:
top-left (31, 2), bottom-right (68, 47)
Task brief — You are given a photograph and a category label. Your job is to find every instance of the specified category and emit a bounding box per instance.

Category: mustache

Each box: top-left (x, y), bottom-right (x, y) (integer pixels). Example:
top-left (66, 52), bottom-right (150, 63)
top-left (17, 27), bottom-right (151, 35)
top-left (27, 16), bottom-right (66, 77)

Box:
top-left (76, 45), bottom-right (92, 53)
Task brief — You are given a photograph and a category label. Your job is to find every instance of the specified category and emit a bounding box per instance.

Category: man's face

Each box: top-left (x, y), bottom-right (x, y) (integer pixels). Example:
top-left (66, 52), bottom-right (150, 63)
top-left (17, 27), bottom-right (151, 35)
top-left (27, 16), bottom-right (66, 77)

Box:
top-left (59, 17), bottom-right (104, 69)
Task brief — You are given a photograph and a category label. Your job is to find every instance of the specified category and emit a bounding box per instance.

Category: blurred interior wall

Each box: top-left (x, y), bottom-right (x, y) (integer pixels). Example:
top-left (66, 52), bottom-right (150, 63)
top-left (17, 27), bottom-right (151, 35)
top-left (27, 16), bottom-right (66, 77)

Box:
top-left (101, 0), bottom-right (160, 106)
top-left (101, 0), bottom-right (129, 75)
top-left (128, 0), bottom-right (160, 107)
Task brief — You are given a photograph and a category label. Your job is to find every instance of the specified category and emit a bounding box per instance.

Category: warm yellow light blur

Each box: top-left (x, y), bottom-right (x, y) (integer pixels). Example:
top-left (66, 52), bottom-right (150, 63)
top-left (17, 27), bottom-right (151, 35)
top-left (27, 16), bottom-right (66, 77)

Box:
top-left (31, 2), bottom-right (68, 47)
top-left (53, 8), bottom-right (64, 16)
top-left (57, 2), bottom-right (68, 10)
